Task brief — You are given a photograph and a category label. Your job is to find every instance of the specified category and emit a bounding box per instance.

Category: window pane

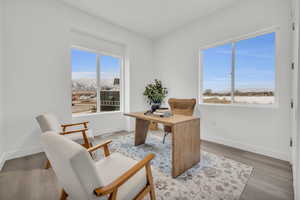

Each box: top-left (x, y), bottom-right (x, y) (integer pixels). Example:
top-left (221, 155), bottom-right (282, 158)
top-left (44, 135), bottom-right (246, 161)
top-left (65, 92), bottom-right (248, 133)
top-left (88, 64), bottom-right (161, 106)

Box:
top-left (71, 49), bottom-right (97, 114)
top-left (202, 43), bottom-right (232, 104)
top-left (235, 32), bottom-right (275, 104)
top-left (100, 55), bottom-right (121, 112)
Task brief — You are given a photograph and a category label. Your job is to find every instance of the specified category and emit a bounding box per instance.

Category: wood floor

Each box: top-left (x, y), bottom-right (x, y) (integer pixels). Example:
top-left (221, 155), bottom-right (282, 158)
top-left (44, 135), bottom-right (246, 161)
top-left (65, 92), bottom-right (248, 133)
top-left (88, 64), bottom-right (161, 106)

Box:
top-left (0, 131), bottom-right (294, 200)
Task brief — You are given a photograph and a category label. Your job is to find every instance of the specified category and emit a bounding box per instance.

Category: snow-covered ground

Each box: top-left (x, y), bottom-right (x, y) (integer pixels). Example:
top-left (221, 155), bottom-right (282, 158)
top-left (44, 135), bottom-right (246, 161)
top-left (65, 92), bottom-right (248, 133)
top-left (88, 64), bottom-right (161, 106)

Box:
top-left (204, 96), bottom-right (274, 104)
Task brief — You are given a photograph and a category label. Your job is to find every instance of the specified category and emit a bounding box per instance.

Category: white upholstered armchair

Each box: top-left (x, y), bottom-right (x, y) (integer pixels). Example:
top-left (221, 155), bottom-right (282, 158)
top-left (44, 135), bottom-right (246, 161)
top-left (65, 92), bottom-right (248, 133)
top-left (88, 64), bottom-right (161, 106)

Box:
top-left (36, 113), bottom-right (95, 168)
top-left (41, 132), bottom-right (156, 200)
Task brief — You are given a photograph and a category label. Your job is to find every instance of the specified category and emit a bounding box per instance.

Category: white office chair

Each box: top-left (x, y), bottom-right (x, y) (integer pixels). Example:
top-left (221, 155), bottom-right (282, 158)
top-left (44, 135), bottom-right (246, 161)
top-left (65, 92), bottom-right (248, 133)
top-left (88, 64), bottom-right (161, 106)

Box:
top-left (41, 131), bottom-right (156, 200)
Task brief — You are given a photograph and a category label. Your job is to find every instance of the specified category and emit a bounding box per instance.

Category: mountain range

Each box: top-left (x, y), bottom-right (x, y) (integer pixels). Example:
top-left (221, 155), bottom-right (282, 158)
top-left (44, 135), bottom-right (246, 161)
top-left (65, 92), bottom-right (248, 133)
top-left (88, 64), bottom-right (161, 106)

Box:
top-left (72, 78), bottom-right (116, 91)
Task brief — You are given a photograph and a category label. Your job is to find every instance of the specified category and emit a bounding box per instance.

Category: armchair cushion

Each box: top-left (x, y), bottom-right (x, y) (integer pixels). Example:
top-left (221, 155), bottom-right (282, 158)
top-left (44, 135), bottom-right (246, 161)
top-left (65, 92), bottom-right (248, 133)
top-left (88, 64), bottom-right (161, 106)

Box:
top-left (95, 153), bottom-right (147, 200)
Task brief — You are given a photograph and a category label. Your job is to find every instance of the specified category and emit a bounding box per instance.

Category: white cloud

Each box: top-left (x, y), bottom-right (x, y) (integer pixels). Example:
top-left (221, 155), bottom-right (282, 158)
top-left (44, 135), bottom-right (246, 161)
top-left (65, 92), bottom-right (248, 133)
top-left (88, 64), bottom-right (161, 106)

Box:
top-left (72, 72), bottom-right (96, 79)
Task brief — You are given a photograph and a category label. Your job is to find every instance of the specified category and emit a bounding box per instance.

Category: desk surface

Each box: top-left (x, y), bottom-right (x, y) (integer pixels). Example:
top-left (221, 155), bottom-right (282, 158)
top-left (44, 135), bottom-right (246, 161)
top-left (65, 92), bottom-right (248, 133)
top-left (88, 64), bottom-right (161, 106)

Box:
top-left (124, 112), bottom-right (199, 126)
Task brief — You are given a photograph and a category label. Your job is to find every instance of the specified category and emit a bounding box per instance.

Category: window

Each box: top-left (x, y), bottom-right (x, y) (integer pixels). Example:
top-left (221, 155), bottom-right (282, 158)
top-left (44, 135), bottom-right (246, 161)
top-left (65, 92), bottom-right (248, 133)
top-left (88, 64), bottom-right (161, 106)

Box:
top-left (201, 32), bottom-right (276, 105)
top-left (71, 48), bottom-right (121, 115)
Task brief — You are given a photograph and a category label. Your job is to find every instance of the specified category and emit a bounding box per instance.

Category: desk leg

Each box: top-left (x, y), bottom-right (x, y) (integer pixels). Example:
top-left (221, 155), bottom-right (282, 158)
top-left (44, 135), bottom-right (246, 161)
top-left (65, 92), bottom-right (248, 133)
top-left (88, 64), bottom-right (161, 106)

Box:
top-left (135, 118), bottom-right (150, 146)
top-left (172, 119), bottom-right (200, 177)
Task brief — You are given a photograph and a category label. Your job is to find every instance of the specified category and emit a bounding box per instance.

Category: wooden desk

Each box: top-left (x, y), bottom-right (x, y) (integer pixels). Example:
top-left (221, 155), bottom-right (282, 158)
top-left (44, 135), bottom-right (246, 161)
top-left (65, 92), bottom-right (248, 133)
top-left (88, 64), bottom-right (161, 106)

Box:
top-left (124, 112), bottom-right (200, 178)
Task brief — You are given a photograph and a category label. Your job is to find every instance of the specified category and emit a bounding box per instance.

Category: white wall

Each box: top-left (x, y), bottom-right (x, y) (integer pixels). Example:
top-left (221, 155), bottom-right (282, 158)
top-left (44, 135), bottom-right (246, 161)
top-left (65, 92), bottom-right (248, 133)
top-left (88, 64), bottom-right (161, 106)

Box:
top-left (291, 0), bottom-right (300, 198)
top-left (291, 0), bottom-right (300, 199)
top-left (2, 0), bottom-right (154, 159)
top-left (0, 0), bottom-right (5, 167)
top-left (154, 0), bottom-right (292, 161)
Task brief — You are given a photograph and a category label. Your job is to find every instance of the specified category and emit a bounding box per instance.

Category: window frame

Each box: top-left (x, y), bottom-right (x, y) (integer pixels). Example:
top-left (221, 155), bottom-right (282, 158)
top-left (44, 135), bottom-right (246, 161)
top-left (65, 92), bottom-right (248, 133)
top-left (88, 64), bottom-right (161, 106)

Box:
top-left (71, 45), bottom-right (124, 116)
top-left (199, 27), bottom-right (279, 108)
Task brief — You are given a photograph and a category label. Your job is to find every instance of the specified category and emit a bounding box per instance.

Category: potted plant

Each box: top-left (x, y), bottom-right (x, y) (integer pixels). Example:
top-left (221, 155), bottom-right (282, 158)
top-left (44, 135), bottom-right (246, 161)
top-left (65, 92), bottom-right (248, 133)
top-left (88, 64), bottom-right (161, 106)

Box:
top-left (143, 79), bottom-right (168, 112)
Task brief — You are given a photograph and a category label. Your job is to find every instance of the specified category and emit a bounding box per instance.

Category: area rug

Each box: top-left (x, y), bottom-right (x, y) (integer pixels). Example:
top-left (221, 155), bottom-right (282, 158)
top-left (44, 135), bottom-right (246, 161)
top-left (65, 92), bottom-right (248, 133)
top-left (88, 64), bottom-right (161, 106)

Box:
top-left (96, 133), bottom-right (253, 200)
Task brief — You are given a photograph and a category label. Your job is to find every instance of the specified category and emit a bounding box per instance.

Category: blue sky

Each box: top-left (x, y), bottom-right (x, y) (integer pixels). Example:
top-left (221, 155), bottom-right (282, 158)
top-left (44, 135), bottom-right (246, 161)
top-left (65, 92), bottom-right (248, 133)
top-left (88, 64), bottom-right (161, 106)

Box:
top-left (71, 49), bottom-right (120, 80)
top-left (202, 32), bottom-right (275, 92)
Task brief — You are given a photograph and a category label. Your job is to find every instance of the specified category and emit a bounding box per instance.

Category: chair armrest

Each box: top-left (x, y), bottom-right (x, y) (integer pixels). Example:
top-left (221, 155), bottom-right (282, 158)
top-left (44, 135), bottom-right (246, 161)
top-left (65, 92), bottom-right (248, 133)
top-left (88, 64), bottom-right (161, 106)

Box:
top-left (61, 121), bottom-right (89, 128)
top-left (61, 128), bottom-right (91, 148)
top-left (60, 128), bottom-right (88, 135)
top-left (94, 153), bottom-right (155, 196)
top-left (87, 140), bottom-right (112, 157)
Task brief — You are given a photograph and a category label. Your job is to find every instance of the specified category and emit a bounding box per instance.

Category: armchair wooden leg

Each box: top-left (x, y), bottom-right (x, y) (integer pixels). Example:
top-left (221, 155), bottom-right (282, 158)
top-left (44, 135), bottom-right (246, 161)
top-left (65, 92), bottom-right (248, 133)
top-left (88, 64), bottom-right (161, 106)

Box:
top-left (82, 142), bottom-right (91, 149)
top-left (108, 190), bottom-right (118, 200)
top-left (45, 160), bottom-right (51, 169)
top-left (60, 189), bottom-right (68, 200)
top-left (149, 185), bottom-right (156, 200)
top-left (146, 163), bottom-right (156, 200)
top-left (82, 130), bottom-right (91, 148)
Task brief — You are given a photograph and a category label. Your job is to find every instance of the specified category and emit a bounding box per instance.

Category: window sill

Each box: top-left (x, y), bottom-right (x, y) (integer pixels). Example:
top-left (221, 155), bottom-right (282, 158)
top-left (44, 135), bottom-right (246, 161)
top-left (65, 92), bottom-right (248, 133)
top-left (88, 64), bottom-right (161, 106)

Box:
top-left (198, 103), bottom-right (279, 109)
top-left (72, 111), bottom-right (123, 118)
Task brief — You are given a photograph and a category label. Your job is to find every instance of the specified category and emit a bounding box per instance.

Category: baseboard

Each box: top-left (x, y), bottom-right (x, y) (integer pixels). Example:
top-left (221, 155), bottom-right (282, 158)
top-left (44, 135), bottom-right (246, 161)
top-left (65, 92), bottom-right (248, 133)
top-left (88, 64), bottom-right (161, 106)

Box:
top-left (0, 152), bottom-right (7, 171)
top-left (0, 146), bottom-right (43, 171)
top-left (4, 145), bottom-right (43, 162)
top-left (202, 135), bottom-right (290, 162)
top-left (0, 129), bottom-right (124, 170)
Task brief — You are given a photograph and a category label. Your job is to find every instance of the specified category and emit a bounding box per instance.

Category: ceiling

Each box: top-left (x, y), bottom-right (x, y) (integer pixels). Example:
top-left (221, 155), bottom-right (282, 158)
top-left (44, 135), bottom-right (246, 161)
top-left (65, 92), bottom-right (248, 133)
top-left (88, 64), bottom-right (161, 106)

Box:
top-left (62, 0), bottom-right (238, 39)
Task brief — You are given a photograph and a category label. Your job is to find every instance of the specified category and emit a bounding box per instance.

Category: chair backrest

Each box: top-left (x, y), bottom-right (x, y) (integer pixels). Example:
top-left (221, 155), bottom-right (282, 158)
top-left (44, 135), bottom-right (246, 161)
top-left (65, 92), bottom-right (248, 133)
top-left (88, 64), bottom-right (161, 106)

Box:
top-left (36, 113), bottom-right (61, 133)
top-left (168, 98), bottom-right (196, 116)
top-left (41, 132), bottom-right (102, 200)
